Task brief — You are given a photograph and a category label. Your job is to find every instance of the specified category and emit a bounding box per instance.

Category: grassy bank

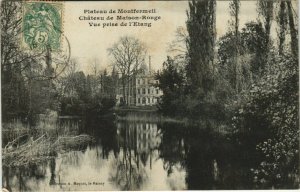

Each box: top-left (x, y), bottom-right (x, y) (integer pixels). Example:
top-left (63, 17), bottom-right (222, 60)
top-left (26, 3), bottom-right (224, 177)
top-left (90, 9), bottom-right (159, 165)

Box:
top-left (2, 117), bottom-right (95, 168)
top-left (114, 109), bottom-right (230, 135)
top-left (114, 105), bottom-right (158, 112)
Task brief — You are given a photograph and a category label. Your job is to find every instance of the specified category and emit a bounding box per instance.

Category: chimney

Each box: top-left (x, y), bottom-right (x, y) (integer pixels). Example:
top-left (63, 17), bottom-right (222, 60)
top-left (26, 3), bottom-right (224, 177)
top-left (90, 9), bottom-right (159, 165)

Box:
top-left (149, 56), bottom-right (151, 74)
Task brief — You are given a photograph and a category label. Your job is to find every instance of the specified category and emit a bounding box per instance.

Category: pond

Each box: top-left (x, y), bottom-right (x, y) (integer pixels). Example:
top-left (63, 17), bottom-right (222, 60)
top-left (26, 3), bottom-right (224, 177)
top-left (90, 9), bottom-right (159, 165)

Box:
top-left (1, 111), bottom-right (294, 191)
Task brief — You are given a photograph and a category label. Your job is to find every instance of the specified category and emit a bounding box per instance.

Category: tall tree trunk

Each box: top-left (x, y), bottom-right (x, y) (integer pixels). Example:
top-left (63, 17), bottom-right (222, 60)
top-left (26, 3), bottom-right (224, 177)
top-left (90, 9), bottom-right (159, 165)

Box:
top-left (122, 75), bottom-right (126, 105)
top-left (127, 77), bottom-right (131, 106)
top-left (264, 2), bottom-right (273, 72)
top-left (286, 1), bottom-right (298, 57)
top-left (258, 0), bottom-right (273, 71)
top-left (261, 1), bottom-right (273, 49)
top-left (231, 0), bottom-right (240, 92)
top-left (235, 7), bottom-right (239, 93)
top-left (278, 1), bottom-right (287, 55)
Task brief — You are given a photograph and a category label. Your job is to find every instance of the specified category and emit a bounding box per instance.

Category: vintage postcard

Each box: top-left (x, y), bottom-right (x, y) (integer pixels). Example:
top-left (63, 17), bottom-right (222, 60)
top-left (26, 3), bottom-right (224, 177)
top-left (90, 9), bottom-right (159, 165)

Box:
top-left (1, 0), bottom-right (299, 191)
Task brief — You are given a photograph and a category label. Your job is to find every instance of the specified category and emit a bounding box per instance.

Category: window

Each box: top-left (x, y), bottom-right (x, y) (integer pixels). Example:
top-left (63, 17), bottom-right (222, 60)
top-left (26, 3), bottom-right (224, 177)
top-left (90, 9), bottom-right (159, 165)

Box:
top-left (142, 97), bottom-right (146, 104)
top-left (156, 89), bottom-right (159, 94)
top-left (148, 98), bottom-right (150, 103)
top-left (152, 98), bottom-right (154, 103)
top-left (148, 89), bottom-right (150, 94)
top-left (137, 89), bottom-right (140, 94)
top-left (138, 79), bottom-right (140, 84)
top-left (142, 88), bottom-right (146, 94)
top-left (138, 98), bottom-right (140, 103)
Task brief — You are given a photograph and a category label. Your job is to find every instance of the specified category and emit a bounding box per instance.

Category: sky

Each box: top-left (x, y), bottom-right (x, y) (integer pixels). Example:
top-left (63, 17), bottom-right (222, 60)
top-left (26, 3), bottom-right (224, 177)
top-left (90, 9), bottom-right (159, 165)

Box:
top-left (63, 1), bottom-right (263, 74)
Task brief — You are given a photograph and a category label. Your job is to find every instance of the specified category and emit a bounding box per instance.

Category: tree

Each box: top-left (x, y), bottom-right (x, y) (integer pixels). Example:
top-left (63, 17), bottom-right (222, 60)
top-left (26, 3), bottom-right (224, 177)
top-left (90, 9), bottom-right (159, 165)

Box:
top-left (275, 1), bottom-right (298, 57)
top-left (1, 1), bottom-right (70, 123)
top-left (277, 1), bottom-right (288, 55)
top-left (241, 22), bottom-right (269, 76)
top-left (257, 0), bottom-right (274, 48)
top-left (257, 0), bottom-right (274, 71)
top-left (186, 0), bottom-right (216, 93)
top-left (101, 69), bottom-right (116, 98)
top-left (233, 53), bottom-right (298, 188)
top-left (218, 21), bottom-right (268, 86)
top-left (286, 1), bottom-right (298, 58)
top-left (229, 0), bottom-right (240, 92)
top-left (1, 1), bottom-right (46, 121)
top-left (56, 58), bottom-right (79, 103)
top-left (1, 1), bottom-right (28, 120)
top-left (167, 26), bottom-right (189, 64)
top-left (155, 56), bottom-right (186, 116)
top-left (108, 36), bottom-right (147, 105)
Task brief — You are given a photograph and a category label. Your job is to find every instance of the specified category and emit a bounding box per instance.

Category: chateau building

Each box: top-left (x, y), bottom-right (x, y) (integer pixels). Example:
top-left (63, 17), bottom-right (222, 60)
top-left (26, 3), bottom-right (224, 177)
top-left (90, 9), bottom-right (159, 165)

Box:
top-left (115, 57), bottom-right (163, 106)
top-left (135, 72), bottom-right (162, 106)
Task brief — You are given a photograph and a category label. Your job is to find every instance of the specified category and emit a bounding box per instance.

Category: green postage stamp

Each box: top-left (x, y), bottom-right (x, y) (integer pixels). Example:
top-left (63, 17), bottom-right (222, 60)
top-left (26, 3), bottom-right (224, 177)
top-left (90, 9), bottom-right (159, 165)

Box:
top-left (22, 1), bottom-right (63, 51)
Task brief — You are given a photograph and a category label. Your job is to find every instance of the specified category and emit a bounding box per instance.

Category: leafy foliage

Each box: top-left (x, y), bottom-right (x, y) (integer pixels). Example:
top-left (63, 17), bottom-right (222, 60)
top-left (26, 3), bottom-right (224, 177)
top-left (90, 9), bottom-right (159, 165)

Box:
top-left (155, 56), bottom-right (187, 116)
top-left (157, 1), bottom-right (298, 188)
top-left (232, 54), bottom-right (298, 188)
top-left (186, 0), bottom-right (216, 92)
top-left (60, 71), bottom-right (116, 116)
top-left (218, 21), bottom-right (268, 81)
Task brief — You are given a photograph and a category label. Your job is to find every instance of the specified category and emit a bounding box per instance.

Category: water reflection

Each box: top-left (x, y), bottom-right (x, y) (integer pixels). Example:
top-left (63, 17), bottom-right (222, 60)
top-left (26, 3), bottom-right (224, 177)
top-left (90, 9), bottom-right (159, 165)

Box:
top-left (2, 111), bottom-right (277, 191)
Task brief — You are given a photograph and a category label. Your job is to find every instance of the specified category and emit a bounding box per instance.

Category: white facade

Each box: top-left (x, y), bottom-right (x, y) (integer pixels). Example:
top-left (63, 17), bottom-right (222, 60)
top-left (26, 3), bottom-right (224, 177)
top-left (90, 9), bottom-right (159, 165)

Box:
top-left (135, 74), bottom-right (163, 106)
top-left (115, 72), bottom-right (163, 107)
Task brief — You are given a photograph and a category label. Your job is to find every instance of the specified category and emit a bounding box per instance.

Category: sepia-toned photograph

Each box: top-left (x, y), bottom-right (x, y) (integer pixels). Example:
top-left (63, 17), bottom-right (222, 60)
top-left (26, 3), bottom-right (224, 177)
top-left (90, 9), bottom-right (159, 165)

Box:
top-left (1, 0), bottom-right (299, 191)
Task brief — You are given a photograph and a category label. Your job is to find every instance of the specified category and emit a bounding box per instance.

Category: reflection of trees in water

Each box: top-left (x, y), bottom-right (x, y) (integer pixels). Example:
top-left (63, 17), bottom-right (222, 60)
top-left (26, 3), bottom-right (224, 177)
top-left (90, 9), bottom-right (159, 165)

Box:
top-left (109, 149), bottom-right (148, 190)
top-left (2, 166), bottom-right (12, 192)
top-left (158, 122), bottom-right (187, 176)
top-left (159, 121), bottom-right (259, 189)
top-left (159, 122), bottom-right (219, 189)
top-left (185, 127), bottom-right (216, 190)
top-left (108, 120), bottom-right (162, 190)
top-left (99, 123), bottom-right (119, 159)
top-left (49, 158), bottom-right (56, 185)
top-left (84, 116), bottom-right (153, 190)
top-left (85, 118), bottom-right (120, 159)
top-left (2, 162), bottom-right (48, 192)
top-left (86, 113), bottom-right (261, 190)
top-left (2, 113), bottom-right (264, 191)
top-left (158, 122), bottom-right (217, 189)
